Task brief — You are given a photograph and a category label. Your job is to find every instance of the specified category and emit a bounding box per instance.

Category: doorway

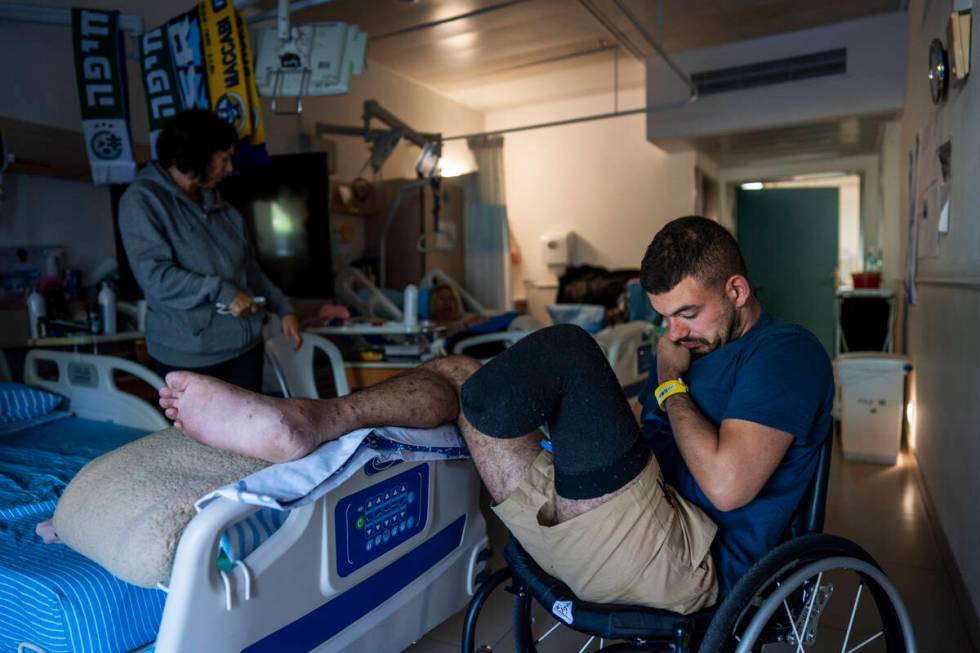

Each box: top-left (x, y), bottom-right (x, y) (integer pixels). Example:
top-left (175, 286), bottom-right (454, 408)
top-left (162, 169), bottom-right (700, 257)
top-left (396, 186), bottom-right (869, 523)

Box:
top-left (736, 186), bottom-right (839, 353)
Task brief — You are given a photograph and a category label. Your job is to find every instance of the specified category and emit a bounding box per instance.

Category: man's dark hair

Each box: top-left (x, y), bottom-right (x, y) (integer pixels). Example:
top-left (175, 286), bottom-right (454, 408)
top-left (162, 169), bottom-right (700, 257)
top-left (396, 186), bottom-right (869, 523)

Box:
top-left (156, 109), bottom-right (237, 181)
top-left (640, 215), bottom-right (748, 294)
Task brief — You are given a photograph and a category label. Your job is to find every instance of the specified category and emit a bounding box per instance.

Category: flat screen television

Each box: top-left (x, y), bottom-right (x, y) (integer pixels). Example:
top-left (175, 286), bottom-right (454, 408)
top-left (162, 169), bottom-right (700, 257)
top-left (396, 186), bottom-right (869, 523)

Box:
top-left (220, 152), bottom-right (333, 299)
top-left (112, 152), bottom-right (333, 302)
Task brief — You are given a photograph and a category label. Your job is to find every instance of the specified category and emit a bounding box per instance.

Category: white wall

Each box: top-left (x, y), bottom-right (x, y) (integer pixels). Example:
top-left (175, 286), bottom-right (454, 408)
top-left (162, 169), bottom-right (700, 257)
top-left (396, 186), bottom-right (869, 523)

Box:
top-left (645, 12), bottom-right (907, 148)
top-left (0, 4), bottom-right (483, 291)
top-left (0, 175), bottom-right (116, 281)
top-left (899, 0), bottom-right (980, 637)
top-left (486, 88), bottom-right (697, 321)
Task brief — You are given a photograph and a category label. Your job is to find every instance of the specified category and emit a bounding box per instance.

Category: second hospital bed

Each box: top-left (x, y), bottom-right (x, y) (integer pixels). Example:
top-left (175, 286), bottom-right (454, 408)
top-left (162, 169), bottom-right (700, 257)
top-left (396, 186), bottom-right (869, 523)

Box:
top-left (335, 266), bottom-right (658, 399)
top-left (5, 349), bottom-right (488, 653)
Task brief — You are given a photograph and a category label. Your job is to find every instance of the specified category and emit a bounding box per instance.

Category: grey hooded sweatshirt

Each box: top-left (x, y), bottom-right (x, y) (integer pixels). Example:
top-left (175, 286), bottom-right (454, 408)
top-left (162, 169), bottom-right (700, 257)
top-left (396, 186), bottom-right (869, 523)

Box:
top-left (119, 162), bottom-right (292, 367)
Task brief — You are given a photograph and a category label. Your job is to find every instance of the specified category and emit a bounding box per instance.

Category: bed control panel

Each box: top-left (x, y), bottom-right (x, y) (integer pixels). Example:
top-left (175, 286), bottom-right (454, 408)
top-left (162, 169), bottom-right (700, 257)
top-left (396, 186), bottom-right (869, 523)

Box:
top-left (335, 463), bottom-right (430, 577)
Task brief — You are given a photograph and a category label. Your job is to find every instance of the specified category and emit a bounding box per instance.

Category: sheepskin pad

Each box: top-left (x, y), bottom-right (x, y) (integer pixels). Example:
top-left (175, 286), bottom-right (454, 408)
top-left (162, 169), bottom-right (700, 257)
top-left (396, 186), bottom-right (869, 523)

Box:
top-left (53, 427), bottom-right (269, 588)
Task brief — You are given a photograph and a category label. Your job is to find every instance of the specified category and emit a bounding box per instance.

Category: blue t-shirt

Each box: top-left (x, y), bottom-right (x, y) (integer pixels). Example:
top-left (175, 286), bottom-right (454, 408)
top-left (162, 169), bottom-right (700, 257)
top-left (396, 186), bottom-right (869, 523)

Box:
top-left (640, 311), bottom-right (833, 595)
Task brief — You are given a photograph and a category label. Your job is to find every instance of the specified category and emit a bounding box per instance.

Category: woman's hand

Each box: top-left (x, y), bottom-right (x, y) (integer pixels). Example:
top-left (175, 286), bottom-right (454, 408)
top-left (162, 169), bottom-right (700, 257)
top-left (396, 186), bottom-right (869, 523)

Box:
top-left (228, 290), bottom-right (258, 317)
top-left (281, 314), bottom-right (304, 351)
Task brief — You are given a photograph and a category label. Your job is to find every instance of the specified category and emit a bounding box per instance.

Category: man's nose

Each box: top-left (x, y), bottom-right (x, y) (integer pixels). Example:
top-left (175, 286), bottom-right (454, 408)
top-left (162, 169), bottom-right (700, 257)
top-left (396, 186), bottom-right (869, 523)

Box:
top-left (667, 319), bottom-right (689, 341)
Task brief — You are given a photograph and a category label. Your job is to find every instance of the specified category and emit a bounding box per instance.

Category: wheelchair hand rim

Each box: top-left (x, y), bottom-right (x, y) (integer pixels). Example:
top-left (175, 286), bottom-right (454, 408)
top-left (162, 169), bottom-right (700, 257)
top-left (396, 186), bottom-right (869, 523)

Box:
top-left (733, 556), bottom-right (917, 653)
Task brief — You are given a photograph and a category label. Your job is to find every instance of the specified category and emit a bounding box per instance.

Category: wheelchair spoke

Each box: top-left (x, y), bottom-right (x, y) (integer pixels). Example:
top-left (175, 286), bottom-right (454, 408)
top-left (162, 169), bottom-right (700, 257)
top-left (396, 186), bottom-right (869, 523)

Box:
top-left (840, 581), bottom-right (865, 653)
top-left (535, 620), bottom-right (562, 643)
top-left (796, 571), bottom-right (823, 653)
top-left (576, 636), bottom-right (595, 653)
top-left (845, 630), bottom-right (884, 653)
top-left (782, 598), bottom-right (806, 651)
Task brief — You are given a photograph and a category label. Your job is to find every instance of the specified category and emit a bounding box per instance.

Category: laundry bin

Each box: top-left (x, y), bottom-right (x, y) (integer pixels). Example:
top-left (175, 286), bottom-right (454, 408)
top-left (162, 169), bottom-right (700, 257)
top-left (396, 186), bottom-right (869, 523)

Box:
top-left (836, 353), bottom-right (912, 465)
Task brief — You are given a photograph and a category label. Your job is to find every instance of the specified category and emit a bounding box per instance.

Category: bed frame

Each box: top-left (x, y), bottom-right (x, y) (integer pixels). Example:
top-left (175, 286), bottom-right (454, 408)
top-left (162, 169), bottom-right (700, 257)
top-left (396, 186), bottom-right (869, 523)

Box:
top-left (23, 349), bottom-right (488, 653)
top-left (24, 349), bottom-right (168, 431)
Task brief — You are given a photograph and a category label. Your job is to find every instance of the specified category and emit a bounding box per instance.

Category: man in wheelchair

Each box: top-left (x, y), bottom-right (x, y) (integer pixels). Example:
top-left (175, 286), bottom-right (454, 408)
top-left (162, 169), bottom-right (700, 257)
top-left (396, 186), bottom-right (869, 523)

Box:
top-left (159, 215), bottom-right (833, 615)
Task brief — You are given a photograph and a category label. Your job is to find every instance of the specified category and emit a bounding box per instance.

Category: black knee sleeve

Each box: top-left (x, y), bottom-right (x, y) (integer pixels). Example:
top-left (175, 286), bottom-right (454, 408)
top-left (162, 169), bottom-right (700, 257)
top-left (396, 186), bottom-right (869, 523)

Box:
top-left (461, 324), bottom-right (650, 500)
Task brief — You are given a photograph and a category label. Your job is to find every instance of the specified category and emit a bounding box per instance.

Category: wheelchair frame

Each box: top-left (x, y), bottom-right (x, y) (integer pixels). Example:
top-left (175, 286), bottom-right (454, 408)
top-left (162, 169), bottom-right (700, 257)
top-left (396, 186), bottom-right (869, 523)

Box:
top-left (461, 433), bottom-right (918, 652)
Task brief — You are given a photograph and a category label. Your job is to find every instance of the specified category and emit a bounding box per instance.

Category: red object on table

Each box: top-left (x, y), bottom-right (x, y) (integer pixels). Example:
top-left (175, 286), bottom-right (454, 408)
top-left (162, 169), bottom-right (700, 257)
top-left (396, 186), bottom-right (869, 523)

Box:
top-left (851, 271), bottom-right (882, 289)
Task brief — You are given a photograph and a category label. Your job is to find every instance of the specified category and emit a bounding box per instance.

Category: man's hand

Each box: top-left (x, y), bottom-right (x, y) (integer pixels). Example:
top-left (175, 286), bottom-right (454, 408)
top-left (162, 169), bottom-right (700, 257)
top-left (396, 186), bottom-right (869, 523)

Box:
top-left (228, 290), bottom-right (258, 317)
top-left (657, 335), bottom-right (691, 383)
top-left (281, 314), bottom-right (303, 351)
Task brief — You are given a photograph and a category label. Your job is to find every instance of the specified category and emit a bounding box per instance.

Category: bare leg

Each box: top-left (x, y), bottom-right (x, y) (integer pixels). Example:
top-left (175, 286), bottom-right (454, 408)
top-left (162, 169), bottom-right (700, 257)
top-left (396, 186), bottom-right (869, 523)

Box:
top-left (159, 354), bottom-right (539, 488)
top-left (459, 324), bottom-right (652, 524)
top-left (422, 356), bottom-right (540, 504)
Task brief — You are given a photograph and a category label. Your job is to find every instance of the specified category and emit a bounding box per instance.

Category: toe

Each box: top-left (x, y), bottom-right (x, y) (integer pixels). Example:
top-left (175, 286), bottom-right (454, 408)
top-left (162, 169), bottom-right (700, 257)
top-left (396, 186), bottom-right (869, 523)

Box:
top-left (174, 420), bottom-right (183, 431)
top-left (159, 386), bottom-right (175, 399)
top-left (160, 397), bottom-right (176, 409)
top-left (165, 407), bottom-right (178, 420)
top-left (165, 371), bottom-right (192, 392)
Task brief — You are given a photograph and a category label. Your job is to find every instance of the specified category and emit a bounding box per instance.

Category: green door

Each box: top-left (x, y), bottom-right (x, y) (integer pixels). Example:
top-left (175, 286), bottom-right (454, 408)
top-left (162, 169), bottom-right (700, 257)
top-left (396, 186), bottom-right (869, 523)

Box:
top-left (736, 188), bottom-right (838, 354)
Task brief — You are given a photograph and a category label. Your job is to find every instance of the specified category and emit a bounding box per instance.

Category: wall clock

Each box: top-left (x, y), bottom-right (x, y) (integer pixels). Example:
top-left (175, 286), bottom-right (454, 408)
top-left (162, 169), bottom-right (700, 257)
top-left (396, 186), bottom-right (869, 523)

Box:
top-left (929, 38), bottom-right (949, 104)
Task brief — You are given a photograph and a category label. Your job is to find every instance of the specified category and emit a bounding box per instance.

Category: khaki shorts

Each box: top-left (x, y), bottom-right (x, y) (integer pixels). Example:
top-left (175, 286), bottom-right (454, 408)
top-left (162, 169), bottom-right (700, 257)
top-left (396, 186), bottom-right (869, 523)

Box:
top-left (492, 450), bottom-right (719, 614)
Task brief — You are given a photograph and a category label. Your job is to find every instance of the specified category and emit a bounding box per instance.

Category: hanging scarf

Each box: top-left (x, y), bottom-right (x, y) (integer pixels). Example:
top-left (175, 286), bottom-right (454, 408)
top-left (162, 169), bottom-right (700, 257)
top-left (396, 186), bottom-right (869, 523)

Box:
top-left (138, 26), bottom-right (181, 159)
top-left (166, 7), bottom-right (211, 110)
top-left (199, 0), bottom-right (268, 170)
top-left (71, 9), bottom-right (136, 184)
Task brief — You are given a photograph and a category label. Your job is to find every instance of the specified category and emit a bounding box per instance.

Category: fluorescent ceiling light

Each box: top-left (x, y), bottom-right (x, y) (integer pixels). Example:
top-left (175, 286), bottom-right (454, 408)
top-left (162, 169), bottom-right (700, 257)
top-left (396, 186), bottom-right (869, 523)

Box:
top-left (740, 182), bottom-right (764, 190)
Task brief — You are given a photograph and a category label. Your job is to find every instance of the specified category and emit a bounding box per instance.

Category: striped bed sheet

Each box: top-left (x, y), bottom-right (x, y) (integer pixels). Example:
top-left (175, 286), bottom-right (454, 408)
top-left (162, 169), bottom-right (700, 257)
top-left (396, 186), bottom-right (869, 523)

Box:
top-left (0, 416), bottom-right (165, 653)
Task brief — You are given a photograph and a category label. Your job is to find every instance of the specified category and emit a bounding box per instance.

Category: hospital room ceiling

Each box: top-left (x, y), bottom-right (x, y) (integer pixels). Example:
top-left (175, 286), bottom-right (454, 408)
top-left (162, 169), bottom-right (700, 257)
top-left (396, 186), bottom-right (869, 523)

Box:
top-left (691, 113), bottom-right (897, 168)
top-left (258, 0), bottom-right (905, 111)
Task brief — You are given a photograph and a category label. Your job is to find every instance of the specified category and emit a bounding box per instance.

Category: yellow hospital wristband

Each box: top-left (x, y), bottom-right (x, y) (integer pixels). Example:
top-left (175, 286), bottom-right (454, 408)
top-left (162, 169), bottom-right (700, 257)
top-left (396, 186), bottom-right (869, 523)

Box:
top-left (654, 378), bottom-right (689, 410)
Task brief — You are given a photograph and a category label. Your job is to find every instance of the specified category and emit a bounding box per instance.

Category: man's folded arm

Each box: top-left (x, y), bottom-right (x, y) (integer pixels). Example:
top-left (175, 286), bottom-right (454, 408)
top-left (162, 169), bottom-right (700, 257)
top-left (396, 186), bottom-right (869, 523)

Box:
top-left (663, 394), bottom-right (792, 512)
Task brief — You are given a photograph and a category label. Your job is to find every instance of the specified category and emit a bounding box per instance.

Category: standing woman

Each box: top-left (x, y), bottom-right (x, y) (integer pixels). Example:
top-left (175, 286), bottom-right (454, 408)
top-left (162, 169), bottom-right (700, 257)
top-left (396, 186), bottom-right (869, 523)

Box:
top-left (119, 109), bottom-right (302, 392)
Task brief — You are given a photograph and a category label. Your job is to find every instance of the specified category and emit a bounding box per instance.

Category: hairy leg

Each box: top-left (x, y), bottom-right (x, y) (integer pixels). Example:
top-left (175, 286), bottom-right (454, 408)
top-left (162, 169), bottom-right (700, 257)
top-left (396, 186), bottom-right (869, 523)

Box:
top-left (460, 324), bottom-right (651, 523)
top-left (159, 356), bottom-right (466, 462)
top-left (159, 353), bottom-right (539, 487)
top-left (423, 356), bottom-right (540, 504)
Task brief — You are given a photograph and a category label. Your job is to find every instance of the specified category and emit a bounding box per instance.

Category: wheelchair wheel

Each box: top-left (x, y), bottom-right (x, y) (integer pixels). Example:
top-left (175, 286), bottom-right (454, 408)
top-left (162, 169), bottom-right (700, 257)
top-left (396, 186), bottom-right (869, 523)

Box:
top-left (700, 534), bottom-right (916, 653)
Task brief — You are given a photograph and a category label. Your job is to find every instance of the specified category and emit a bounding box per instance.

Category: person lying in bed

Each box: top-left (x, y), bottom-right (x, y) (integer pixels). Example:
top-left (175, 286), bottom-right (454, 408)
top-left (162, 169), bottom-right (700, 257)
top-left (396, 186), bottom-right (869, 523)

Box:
top-left (158, 216), bottom-right (833, 611)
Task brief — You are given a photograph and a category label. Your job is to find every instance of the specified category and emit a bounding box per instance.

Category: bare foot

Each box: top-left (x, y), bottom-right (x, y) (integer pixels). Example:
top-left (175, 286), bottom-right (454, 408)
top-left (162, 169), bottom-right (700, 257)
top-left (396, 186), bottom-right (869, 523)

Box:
top-left (159, 372), bottom-right (320, 463)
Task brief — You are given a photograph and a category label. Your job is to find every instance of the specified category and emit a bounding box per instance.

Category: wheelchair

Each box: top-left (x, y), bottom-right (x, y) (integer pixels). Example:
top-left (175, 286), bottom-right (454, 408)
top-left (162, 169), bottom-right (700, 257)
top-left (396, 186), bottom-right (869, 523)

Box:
top-left (460, 434), bottom-right (917, 652)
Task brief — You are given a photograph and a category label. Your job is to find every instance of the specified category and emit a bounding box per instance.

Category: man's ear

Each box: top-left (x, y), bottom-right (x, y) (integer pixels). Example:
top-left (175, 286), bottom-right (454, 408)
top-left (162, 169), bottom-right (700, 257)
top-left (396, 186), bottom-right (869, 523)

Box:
top-left (726, 275), bottom-right (752, 308)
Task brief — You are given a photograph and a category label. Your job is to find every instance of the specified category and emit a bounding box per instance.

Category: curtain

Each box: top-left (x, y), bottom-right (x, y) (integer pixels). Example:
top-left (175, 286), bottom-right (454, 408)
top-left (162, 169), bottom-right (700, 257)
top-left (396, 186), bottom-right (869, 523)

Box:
top-left (464, 135), bottom-right (511, 310)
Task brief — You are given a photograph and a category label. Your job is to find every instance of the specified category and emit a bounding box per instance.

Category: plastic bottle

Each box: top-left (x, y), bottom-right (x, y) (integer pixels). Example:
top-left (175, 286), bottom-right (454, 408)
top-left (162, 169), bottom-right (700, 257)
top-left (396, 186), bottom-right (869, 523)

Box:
top-left (99, 282), bottom-right (117, 334)
top-left (403, 284), bottom-right (418, 328)
top-left (26, 287), bottom-right (46, 340)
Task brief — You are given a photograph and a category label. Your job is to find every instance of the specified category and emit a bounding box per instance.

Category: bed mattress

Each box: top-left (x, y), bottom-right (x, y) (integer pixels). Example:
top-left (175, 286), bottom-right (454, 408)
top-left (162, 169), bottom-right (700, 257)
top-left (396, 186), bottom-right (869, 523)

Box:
top-left (0, 415), bottom-right (165, 653)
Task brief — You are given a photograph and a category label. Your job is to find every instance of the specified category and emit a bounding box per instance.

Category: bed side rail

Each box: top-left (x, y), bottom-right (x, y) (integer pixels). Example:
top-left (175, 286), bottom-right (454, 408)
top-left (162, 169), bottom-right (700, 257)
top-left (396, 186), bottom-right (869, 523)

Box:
top-left (24, 349), bottom-right (168, 431)
top-left (420, 268), bottom-right (489, 315)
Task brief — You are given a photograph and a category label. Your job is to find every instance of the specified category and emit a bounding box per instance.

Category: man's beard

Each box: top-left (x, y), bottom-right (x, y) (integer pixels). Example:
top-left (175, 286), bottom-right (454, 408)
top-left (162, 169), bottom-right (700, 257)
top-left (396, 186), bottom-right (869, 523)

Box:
top-left (680, 299), bottom-right (741, 359)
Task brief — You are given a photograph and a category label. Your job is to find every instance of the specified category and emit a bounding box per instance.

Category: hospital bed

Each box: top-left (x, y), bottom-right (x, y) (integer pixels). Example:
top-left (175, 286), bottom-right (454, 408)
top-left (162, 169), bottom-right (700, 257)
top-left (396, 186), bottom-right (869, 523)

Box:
top-left (334, 265), bottom-right (655, 396)
top-left (6, 348), bottom-right (488, 653)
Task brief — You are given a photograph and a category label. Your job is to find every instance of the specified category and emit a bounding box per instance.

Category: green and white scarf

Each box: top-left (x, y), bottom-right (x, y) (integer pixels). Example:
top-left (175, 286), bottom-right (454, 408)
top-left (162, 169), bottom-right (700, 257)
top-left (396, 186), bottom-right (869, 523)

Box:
top-left (138, 25), bottom-right (181, 159)
top-left (71, 8), bottom-right (136, 184)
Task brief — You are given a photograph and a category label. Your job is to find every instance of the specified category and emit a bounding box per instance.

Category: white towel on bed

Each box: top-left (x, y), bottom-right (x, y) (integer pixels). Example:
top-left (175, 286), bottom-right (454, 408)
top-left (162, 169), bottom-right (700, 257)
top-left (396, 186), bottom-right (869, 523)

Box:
top-left (195, 423), bottom-right (468, 512)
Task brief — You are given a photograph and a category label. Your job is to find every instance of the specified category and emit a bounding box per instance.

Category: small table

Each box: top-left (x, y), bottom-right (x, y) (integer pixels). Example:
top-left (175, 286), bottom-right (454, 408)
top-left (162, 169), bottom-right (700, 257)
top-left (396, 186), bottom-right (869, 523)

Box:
top-left (307, 323), bottom-right (445, 389)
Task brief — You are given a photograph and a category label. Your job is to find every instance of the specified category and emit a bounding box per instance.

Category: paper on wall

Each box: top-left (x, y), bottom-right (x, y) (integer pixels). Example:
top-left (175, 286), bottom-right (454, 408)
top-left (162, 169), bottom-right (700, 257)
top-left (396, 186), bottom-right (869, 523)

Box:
top-left (939, 199), bottom-right (951, 233)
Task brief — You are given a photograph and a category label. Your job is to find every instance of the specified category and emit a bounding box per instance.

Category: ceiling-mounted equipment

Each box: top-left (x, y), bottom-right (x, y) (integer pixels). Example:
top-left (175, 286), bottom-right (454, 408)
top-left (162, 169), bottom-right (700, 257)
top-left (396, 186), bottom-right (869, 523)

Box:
top-left (928, 38), bottom-right (949, 104)
top-left (317, 100), bottom-right (443, 175)
top-left (253, 0), bottom-right (366, 114)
